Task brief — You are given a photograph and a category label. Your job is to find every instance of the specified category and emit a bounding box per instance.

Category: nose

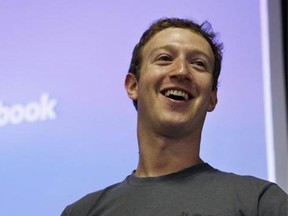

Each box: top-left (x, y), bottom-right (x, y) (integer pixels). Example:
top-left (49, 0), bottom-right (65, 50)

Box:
top-left (169, 58), bottom-right (191, 81)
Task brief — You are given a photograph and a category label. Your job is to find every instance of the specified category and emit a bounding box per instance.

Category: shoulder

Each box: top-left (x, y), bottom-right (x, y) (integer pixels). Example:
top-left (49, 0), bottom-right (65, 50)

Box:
top-left (208, 167), bottom-right (287, 206)
top-left (207, 167), bottom-right (276, 193)
top-left (200, 166), bottom-right (287, 214)
top-left (193, 164), bottom-right (287, 199)
top-left (61, 182), bottom-right (122, 216)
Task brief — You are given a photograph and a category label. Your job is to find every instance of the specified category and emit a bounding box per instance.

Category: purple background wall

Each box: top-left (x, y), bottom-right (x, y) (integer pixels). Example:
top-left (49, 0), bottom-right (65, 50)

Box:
top-left (0, 1), bottom-right (266, 215)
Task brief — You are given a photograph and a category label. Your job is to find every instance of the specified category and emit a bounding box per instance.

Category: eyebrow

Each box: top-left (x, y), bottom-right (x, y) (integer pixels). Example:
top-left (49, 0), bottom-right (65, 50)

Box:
top-left (149, 44), bottom-right (176, 57)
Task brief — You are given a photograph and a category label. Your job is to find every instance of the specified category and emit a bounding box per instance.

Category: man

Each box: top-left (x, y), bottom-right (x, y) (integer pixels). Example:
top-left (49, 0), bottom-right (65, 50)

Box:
top-left (61, 18), bottom-right (287, 216)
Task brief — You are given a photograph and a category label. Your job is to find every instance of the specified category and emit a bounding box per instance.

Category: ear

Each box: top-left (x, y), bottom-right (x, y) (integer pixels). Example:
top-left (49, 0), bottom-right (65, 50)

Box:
top-left (207, 88), bottom-right (218, 112)
top-left (125, 73), bottom-right (138, 100)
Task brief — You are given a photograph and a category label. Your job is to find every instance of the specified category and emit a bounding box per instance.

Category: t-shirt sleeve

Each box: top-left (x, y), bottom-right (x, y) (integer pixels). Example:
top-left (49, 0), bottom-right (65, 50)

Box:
top-left (59, 191), bottom-right (104, 216)
top-left (258, 184), bottom-right (288, 216)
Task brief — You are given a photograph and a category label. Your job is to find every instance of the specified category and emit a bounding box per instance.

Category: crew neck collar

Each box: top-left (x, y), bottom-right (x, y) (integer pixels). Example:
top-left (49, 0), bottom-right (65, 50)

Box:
top-left (126, 163), bottom-right (214, 187)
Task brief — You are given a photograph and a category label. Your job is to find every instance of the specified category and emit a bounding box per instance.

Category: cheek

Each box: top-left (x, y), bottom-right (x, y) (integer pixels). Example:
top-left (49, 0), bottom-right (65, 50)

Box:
top-left (196, 75), bottom-right (213, 90)
top-left (140, 66), bottom-right (164, 86)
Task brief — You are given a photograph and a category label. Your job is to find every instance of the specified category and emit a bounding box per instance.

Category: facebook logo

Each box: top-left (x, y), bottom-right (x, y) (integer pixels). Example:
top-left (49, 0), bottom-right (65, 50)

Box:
top-left (0, 93), bottom-right (57, 127)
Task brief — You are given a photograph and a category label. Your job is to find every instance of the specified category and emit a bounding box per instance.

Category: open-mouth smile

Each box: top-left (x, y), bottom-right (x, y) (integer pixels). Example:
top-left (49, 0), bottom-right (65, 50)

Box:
top-left (160, 89), bottom-right (192, 101)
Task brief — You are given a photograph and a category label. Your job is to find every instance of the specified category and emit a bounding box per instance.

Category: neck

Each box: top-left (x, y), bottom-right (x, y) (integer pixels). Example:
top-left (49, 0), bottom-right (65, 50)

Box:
top-left (135, 124), bottom-right (203, 177)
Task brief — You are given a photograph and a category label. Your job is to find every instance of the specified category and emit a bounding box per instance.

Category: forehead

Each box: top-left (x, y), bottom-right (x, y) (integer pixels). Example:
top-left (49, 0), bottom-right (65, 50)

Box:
top-left (142, 27), bottom-right (214, 60)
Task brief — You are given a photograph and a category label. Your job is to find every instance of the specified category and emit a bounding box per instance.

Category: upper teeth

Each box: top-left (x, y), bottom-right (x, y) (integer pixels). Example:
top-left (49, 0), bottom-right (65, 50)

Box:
top-left (165, 89), bottom-right (189, 100)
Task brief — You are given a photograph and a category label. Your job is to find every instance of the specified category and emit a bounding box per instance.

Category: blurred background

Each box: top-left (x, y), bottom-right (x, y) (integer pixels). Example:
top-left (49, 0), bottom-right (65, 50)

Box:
top-left (0, 0), bottom-right (287, 215)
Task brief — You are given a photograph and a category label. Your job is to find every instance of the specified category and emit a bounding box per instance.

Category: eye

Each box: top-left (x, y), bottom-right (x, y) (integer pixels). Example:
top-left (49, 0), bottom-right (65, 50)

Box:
top-left (156, 55), bottom-right (172, 62)
top-left (191, 59), bottom-right (208, 70)
top-left (195, 60), bottom-right (205, 66)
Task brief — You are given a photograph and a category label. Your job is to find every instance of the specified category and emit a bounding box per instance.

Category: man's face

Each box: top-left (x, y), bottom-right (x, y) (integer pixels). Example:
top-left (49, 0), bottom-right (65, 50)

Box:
top-left (125, 27), bottom-right (217, 137)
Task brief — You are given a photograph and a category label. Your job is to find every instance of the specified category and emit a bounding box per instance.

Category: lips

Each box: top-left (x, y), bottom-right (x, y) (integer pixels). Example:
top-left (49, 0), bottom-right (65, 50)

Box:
top-left (160, 88), bottom-right (193, 101)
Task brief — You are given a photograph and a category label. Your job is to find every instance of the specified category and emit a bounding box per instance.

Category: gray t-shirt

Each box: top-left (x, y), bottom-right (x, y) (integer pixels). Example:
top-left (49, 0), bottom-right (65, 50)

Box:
top-left (61, 163), bottom-right (288, 216)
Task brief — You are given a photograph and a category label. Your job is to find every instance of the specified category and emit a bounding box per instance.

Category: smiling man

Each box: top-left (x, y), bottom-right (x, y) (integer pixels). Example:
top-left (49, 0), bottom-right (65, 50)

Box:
top-left (61, 18), bottom-right (287, 216)
top-left (125, 26), bottom-right (217, 178)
